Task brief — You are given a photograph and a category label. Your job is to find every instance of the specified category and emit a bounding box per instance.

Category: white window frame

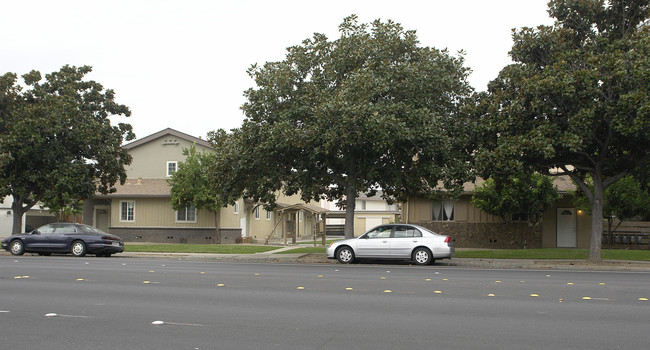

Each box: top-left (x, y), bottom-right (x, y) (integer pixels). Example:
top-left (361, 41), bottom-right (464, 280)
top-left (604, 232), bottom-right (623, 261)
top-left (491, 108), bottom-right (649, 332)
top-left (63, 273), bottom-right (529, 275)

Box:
top-left (266, 210), bottom-right (272, 221)
top-left (166, 161), bottom-right (178, 177)
top-left (120, 201), bottom-right (135, 222)
top-left (298, 210), bottom-right (303, 222)
top-left (254, 206), bottom-right (260, 220)
top-left (176, 202), bottom-right (197, 223)
top-left (233, 201), bottom-right (239, 214)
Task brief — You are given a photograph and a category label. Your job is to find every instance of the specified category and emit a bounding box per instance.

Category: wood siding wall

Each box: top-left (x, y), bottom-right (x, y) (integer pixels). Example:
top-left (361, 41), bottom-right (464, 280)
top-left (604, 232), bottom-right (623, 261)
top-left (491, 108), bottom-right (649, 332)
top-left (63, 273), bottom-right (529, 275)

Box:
top-left (126, 137), bottom-right (213, 179)
top-left (110, 198), bottom-right (215, 228)
top-left (407, 196), bottom-right (502, 224)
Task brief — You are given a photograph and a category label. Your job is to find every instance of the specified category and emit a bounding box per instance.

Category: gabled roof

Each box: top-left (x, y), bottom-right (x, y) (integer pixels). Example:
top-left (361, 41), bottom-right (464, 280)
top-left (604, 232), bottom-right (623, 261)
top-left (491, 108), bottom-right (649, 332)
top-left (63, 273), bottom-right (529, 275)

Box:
top-left (122, 128), bottom-right (212, 150)
top-left (96, 178), bottom-right (171, 198)
top-left (460, 176), bottom-right (576, 194)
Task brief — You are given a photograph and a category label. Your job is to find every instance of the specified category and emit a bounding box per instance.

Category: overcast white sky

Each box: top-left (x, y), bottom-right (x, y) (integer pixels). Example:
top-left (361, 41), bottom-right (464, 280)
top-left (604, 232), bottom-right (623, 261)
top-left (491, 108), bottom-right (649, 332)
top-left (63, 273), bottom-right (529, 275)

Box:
top-left (2, 0), bottom-right (554, 141)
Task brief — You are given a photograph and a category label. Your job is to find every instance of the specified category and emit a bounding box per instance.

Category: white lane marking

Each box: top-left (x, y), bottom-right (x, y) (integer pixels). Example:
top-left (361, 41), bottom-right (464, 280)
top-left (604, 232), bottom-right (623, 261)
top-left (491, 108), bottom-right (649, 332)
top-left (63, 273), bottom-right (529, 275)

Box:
top-left (151, 320), bottom-right (204, 327)
top-left (44, 313), bottom-right (91, 318)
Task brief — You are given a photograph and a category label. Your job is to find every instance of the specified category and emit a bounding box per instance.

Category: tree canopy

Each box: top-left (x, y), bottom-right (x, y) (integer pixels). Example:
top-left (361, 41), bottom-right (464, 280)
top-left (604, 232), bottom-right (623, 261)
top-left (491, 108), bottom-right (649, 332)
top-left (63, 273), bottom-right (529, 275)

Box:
top-left (474, 0), bottom-right (650, 261)
top-left (168, 144), bottom-right (222, 241)
top-left (574, 174), bottom-right (650, 244)
top-left (214, 15), bottom-right (474, 238)
top-left (0, 65), bottom-right (134, 234)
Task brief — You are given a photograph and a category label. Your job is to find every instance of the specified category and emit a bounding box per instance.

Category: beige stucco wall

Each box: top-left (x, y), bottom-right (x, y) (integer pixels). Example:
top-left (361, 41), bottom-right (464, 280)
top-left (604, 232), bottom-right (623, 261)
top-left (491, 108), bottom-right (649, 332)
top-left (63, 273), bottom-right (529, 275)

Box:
top-left (219, 200), bottom-right (243, 229)
top-left (249, 206), bottom-right (275, 240)
top-left (125, 136), bottom-right (213, 179)
top-left (110, 197), bottom-right (215, 228)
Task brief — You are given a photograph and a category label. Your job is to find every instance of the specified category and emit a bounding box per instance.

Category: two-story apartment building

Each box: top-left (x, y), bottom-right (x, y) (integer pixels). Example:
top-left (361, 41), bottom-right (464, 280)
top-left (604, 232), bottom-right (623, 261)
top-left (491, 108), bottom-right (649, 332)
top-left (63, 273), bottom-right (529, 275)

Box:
top-left (82, 128), bottom-right (326, 244)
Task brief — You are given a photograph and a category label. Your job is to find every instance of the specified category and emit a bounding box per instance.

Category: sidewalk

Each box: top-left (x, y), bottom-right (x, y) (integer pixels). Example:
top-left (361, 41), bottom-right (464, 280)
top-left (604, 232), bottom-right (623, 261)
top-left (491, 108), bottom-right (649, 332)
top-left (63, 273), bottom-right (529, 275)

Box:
top-left (120, 249), bottom-right (650, 271)
top-left (4, 247), bottom-right (650, 271)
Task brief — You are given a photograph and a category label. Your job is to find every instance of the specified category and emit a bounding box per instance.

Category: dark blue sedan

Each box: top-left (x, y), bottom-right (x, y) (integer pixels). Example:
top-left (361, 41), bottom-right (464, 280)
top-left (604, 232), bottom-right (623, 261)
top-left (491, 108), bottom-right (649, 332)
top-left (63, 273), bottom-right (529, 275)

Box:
top-left (1, 223), bottom-right (124, 257)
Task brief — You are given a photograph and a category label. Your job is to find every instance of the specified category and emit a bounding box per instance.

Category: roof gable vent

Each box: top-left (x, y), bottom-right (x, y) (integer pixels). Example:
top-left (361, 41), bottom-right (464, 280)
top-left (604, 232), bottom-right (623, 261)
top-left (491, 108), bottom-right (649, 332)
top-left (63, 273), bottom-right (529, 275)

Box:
top-left (162, 138), bottom-right (179, 146)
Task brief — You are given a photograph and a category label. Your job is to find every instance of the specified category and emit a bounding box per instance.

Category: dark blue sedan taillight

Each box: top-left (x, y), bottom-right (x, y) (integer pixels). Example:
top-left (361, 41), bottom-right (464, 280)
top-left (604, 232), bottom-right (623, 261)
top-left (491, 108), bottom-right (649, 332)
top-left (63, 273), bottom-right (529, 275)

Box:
top-left (101, 236), bottom-right (121, 244)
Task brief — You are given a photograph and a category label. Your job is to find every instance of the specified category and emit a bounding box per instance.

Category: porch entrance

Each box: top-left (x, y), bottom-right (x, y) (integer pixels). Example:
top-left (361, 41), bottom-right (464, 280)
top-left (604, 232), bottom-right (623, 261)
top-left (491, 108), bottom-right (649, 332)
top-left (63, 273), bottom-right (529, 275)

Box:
top-left (557, 208), bottom-right (577, 248)
top-left (95, 207), bottom-right (110, 233)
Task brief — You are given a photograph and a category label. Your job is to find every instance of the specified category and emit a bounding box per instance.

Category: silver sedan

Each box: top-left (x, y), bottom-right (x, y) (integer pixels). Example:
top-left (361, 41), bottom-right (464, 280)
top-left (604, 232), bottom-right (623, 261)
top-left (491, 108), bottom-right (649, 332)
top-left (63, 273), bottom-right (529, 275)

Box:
top-left (326, 224), bottom-right (454, 265)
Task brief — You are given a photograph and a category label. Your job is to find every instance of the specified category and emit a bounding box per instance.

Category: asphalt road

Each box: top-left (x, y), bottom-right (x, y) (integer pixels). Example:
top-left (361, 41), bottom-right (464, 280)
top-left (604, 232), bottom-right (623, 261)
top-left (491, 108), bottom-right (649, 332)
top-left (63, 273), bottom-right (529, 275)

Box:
top-left (1, 256), bottom-right (649, 350)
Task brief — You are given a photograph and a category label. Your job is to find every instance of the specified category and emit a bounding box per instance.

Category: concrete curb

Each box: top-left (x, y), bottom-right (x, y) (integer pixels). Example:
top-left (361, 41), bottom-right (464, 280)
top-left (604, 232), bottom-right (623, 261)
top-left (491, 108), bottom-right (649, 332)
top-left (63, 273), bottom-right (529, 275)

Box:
top-left (119, 252), bottom-right (650, 271)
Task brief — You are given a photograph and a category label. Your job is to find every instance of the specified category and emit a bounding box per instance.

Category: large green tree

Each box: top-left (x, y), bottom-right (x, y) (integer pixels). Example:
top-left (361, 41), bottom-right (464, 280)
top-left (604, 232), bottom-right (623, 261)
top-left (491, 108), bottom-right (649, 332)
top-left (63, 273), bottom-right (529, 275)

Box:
top-left (475, 0), bottom-right (650, 262)
top-left (0, 65), bottom-right (134, 234)
top-left (225, 15), bottom-right (474, 238)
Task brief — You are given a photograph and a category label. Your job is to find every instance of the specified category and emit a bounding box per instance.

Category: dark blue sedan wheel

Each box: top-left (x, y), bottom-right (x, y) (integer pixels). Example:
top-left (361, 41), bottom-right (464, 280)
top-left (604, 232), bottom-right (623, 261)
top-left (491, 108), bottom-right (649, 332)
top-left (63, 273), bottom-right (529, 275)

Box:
top-left (10, 240), bottom-right (24, 256)
top-left (71, 241), bottom-right (87, 257)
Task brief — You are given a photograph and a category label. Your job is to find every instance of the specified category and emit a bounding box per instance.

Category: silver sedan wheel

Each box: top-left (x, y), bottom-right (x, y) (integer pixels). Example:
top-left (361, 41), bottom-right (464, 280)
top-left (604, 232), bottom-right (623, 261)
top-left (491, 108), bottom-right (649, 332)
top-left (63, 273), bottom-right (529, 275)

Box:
top-left (336, 247), bottom-right (355, 264)
top-left (413, 248), bottom-right (432, 265)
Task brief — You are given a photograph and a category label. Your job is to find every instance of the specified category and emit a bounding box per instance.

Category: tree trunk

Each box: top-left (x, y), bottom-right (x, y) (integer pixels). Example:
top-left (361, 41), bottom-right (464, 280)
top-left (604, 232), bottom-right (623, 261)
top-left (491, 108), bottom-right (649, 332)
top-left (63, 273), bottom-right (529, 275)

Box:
top-left (344, 186), bottom-right (357, 240)
top-left (11, 197), bottom-right (25, 235)
top-left (588, 176), bottom-right (604, 263)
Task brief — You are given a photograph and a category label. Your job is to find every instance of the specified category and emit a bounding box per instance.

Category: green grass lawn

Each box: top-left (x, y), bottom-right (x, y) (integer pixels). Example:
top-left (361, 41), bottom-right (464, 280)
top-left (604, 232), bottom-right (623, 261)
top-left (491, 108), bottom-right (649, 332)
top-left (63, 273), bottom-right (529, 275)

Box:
top-left (124, 243), bottom-right (650, 261)
top-left (276, 247), bottom-right (650, 260)
top-left (454, 248), bottom-right (650, 261)
top-left (125, 244), bottom-right (281, 254)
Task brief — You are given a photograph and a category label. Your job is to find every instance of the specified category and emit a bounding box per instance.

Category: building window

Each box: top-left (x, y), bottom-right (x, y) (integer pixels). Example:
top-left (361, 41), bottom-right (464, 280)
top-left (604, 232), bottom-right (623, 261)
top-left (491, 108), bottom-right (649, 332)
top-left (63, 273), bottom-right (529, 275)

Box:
top-left (298, 210), bottom-right (303, 222)
top-left (432, 200), bottom-right (454, 221)
top-left (177, 202), bottom-right (196, 222)
top-left (266, 210), bottom-right (272, 221)
top-left (120, 201), bottom-right (135, 222)
top-left (254, 206), bottom-right (260, 220)
top-left (233, 202), bottom-right (239, 214)
top-left (166, 161), bottom-right (177, 177)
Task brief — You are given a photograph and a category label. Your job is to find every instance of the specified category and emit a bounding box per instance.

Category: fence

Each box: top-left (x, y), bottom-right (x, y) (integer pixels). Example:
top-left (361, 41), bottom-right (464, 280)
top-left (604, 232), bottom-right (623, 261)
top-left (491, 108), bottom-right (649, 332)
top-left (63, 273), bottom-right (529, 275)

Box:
top-left (602, 221), bottom-right (650, 249)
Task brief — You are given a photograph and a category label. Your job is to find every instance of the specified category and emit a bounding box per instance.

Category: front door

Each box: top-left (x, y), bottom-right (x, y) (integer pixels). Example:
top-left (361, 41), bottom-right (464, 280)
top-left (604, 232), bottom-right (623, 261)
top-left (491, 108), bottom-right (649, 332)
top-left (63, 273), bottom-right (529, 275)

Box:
top-left (95, 208), bottom-right (109, 233)
top-left (557, 208), bottom-right (577, 248)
